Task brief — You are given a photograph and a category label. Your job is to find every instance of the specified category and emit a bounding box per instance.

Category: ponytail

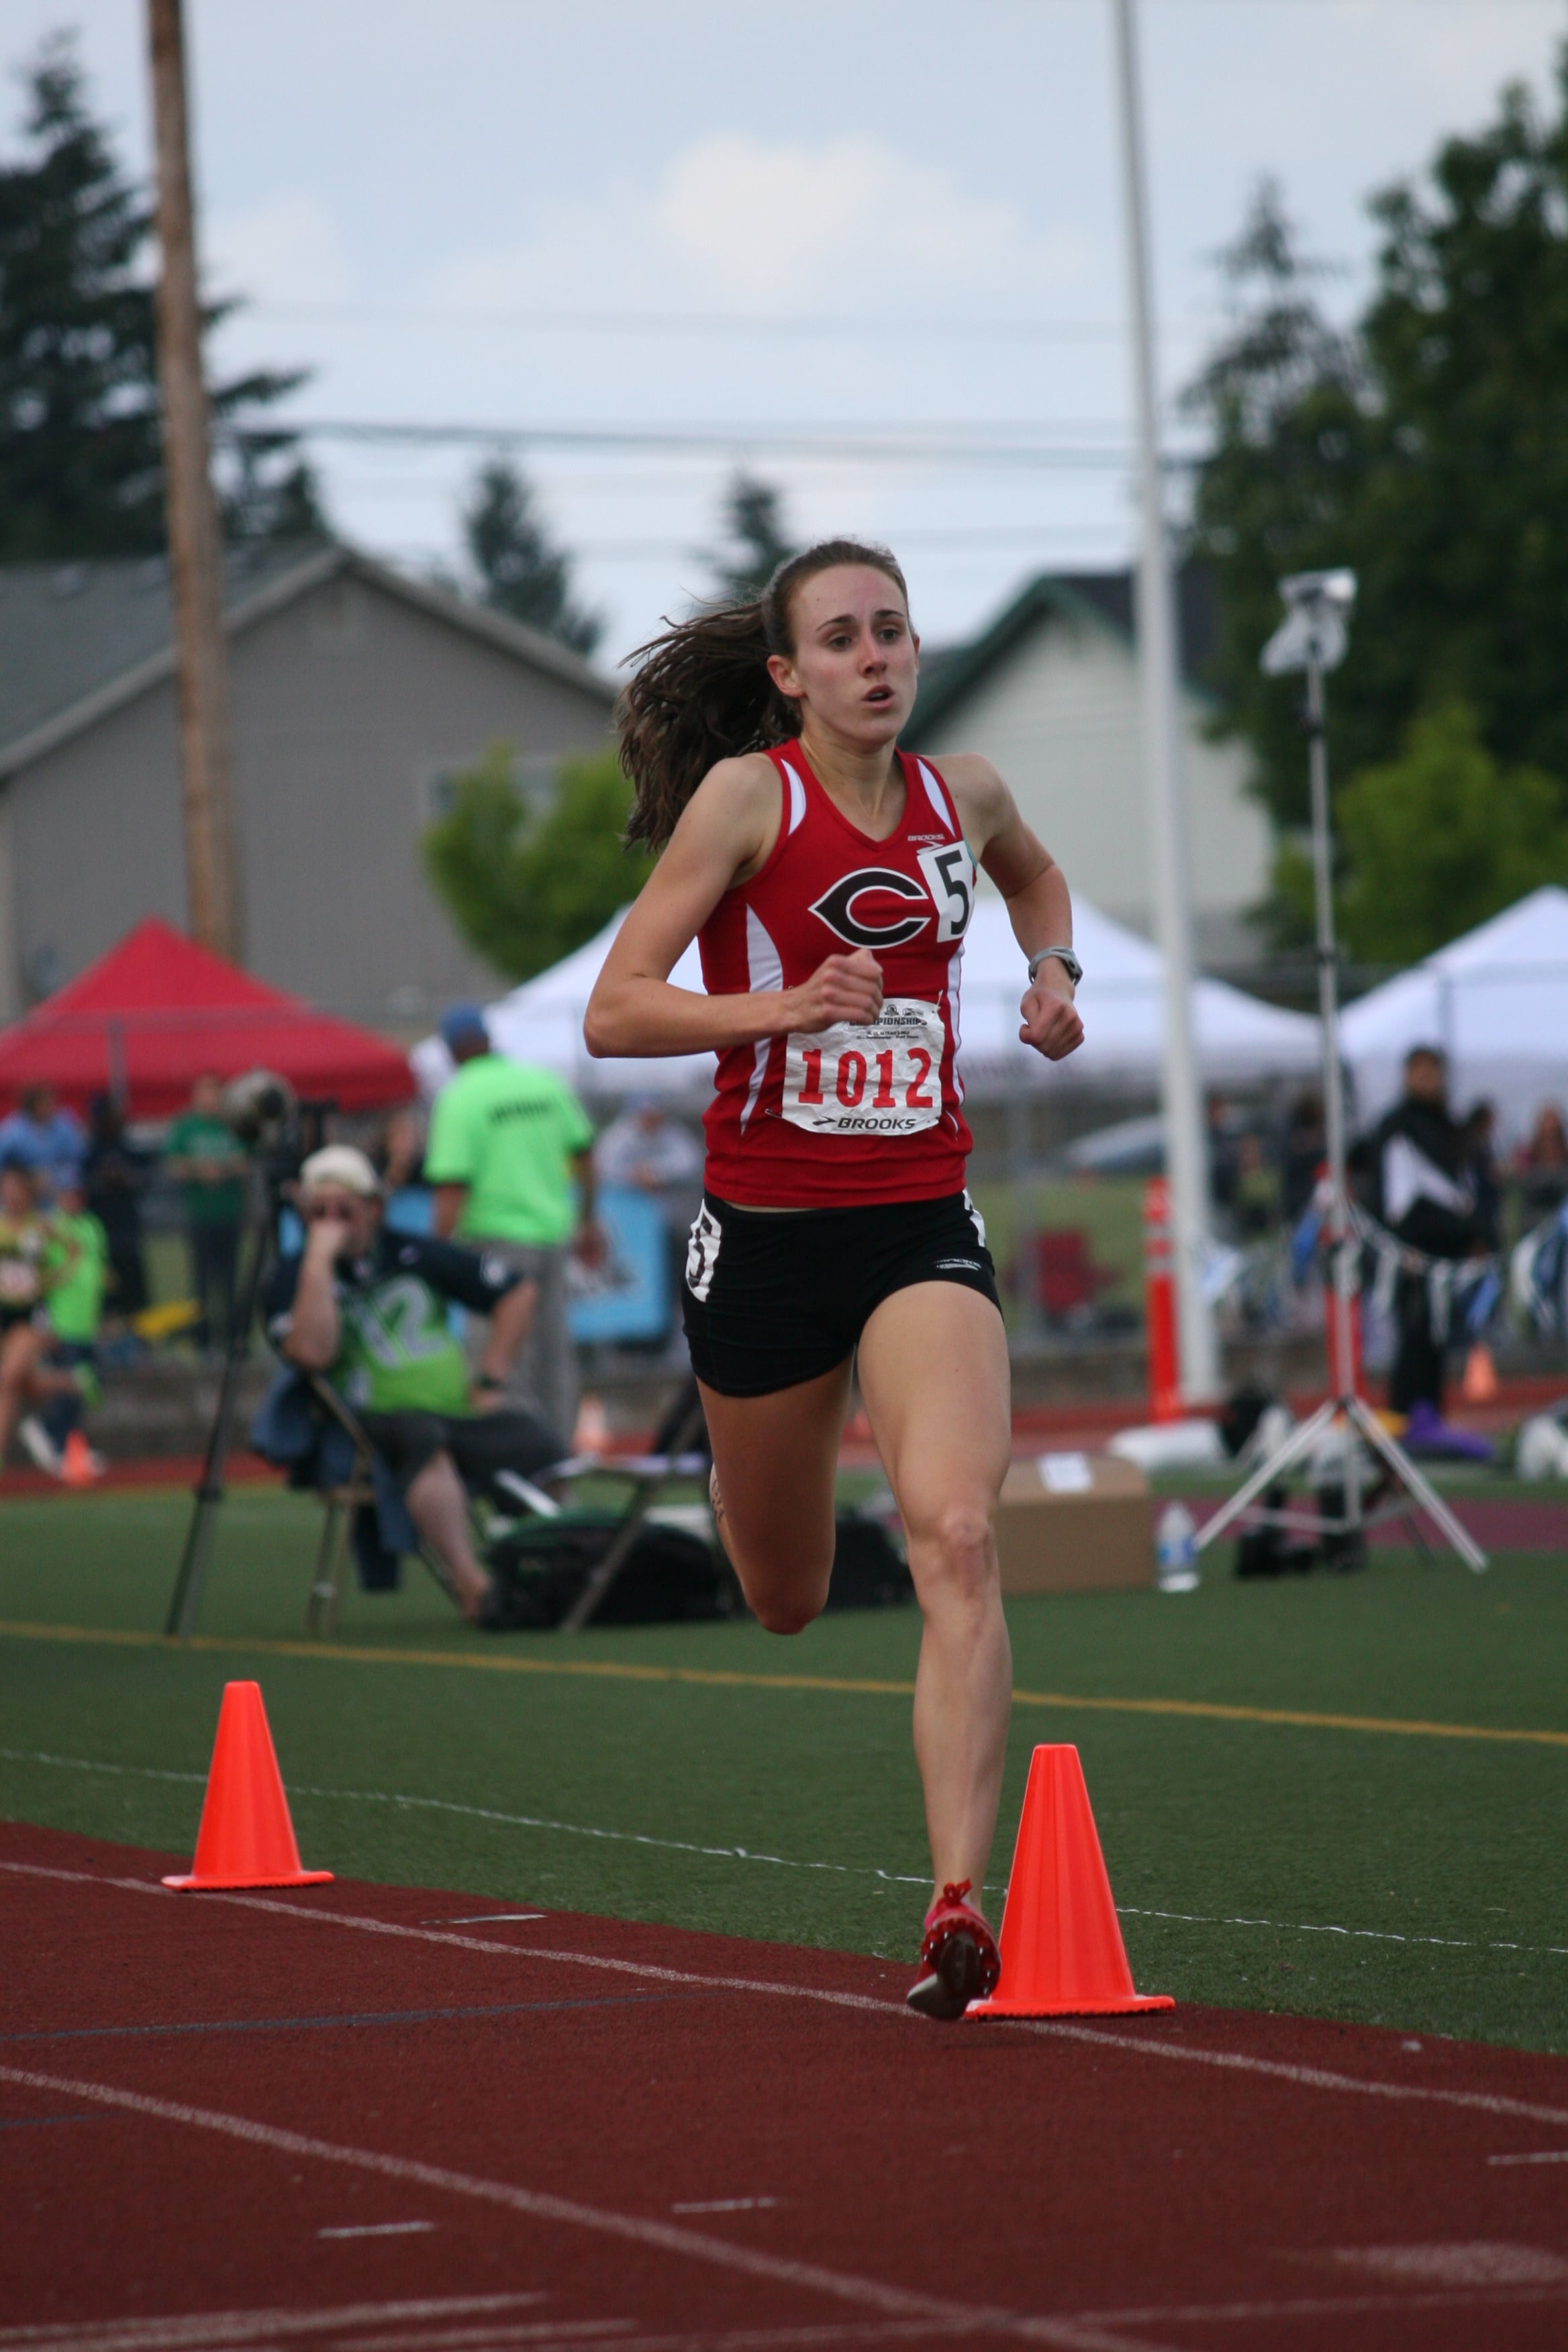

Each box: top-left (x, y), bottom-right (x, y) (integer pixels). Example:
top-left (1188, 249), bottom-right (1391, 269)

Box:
top-left (618, 537), bottom-right (909, 850)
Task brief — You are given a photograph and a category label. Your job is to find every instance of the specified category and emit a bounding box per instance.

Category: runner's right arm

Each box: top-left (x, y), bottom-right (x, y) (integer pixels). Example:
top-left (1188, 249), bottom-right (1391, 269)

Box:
top-left (585, 754), bottom-right (883, 1059)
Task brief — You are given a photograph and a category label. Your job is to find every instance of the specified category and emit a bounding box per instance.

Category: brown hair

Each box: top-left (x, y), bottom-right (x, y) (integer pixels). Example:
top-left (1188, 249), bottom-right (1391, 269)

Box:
top-left (618, 538), bottom-right (910, 849)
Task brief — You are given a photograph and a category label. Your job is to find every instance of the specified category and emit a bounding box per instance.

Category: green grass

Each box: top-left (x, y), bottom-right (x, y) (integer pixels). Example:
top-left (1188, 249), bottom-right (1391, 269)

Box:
top-left (2, 1483), bottom-right (1566, 2053)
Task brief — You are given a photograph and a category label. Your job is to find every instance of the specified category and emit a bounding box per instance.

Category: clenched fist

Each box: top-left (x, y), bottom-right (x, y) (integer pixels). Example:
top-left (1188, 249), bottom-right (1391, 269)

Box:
top-left (1019, 980), bottom-right (1084, 1062)
top-left (787, 949), bottom-right (885, 1032)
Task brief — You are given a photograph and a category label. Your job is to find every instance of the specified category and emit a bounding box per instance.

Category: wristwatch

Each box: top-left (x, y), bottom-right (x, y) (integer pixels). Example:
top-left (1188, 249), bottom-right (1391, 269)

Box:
top-left (474, 1373), bottom-right (506, 1394)
top-left (1027, 946), bottom-right (1082, 987)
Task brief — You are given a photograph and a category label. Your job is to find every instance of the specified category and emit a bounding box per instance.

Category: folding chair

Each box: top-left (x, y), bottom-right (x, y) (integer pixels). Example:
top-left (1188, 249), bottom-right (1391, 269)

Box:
top-left (299, 1373), bottom-right (463, 1634)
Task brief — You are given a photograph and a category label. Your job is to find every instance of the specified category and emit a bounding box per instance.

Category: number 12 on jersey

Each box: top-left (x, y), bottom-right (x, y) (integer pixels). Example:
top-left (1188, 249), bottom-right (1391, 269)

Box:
top-left (781, 998), bottom-right (946, 1137)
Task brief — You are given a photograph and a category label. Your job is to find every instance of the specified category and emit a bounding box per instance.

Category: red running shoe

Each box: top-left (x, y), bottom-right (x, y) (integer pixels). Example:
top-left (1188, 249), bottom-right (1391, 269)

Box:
top-left (906, 1879), bottom-right (1000, 2020)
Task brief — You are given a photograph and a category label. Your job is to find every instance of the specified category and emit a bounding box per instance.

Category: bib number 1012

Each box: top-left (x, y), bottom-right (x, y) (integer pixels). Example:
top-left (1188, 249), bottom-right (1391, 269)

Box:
top-left (781, 999), bottom-right (946, 1136)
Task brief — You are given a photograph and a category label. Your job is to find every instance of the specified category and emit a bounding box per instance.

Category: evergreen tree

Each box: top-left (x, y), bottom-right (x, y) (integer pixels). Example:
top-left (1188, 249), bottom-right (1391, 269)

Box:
top-left (0, 37), bottom-right (324, 561)
top-left (708, 471), bottom-right (794, 601)
top-left (462, 457), bottom-right (602, 656)
top-left (1186, 60), bottom-right (1568, 936)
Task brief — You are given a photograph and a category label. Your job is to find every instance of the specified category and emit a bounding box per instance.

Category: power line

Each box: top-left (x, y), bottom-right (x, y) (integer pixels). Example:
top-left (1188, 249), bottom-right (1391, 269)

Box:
top-left (244, 416), bottom-right (1184, 469)
top-left (242, 299), bottom-right (1214, 345)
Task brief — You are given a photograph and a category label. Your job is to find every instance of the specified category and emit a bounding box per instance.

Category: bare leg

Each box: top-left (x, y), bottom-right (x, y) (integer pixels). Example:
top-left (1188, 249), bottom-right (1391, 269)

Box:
top-left (697, 1359), bottom-right (853, 1632)
top-left (403, 1450), bottom-right (492, 1620)
top-left (0, 1326), bottom-right (48, 1464)
top-left (856, 1284), bottom-right (1012, 1905)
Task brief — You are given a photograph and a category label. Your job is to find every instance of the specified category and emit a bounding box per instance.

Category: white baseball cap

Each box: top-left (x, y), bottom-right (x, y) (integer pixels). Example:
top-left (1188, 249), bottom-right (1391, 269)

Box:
top-left (299, 1145), bottom-right (382, 1199)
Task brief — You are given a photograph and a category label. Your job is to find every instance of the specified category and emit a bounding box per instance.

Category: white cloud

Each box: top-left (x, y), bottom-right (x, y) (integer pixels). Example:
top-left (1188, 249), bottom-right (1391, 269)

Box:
top-left (205, 191), bottom-right (353, 309)
top-left (428, 131), bottom-right (1093, 317)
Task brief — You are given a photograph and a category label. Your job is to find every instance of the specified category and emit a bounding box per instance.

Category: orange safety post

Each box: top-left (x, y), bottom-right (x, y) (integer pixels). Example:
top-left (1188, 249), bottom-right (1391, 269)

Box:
top-left (1141, 1177), bottom-right (1181, 1423)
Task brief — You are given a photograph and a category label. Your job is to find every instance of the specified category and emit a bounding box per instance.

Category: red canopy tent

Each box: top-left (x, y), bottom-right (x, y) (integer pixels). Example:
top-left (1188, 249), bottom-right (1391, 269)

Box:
top-left (0, 920), bottom-right (413, 1117)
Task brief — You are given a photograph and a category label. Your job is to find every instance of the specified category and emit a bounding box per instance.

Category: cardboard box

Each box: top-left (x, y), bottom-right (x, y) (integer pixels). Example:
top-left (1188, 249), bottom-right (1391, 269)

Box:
top-left (993, 1451), bottom-right (1153, 1596)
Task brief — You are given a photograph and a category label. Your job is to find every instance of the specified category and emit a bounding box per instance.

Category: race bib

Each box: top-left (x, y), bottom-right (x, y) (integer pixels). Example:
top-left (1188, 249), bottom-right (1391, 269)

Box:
top-left (781, 998), bottom-right (945, 1137)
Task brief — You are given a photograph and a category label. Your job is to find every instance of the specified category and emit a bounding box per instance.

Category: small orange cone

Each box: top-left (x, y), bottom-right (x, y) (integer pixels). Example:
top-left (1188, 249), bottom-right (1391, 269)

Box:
top-left (1461, 1343), bottom-right (1499, 1404)
top-left (60, 1430), bottom-right (99, 1488)
top-left (162, 1682), bottom-right (332, 1892)
top-left (969, 1745), bottom-right (1172, 2018)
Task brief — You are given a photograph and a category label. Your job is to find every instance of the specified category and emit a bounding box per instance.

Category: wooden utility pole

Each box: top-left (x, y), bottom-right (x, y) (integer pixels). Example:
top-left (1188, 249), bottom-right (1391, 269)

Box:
top-left (147, 0), bottom-right (239, 959)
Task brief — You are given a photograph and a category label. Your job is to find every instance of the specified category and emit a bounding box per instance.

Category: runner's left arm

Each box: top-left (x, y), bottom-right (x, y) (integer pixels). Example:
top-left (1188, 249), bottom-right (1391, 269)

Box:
top-left (944, 754), bottom-right (1083, 1065)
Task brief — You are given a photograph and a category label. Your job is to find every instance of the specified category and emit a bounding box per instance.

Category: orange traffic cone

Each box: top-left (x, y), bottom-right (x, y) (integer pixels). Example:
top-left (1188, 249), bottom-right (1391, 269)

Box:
top-left (969, 1745), bottom-right (1172, 2018)
top-left (1461, 1343), bottom-right (1499, 1405)
top-left (162, 1682), bottom-right (332, 1892)
top-left (60, 1430), bottom-right (100, 1488)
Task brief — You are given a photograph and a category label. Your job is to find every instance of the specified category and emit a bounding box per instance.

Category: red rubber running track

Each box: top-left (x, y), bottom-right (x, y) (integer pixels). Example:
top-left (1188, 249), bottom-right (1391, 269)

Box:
top-left (4, 1821), bottom-right (1567, 2351)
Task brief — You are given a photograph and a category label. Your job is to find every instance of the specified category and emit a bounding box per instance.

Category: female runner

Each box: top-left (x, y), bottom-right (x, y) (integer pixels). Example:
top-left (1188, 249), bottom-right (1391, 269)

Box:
top-left (585, 540), bottom-right (1083, 2018)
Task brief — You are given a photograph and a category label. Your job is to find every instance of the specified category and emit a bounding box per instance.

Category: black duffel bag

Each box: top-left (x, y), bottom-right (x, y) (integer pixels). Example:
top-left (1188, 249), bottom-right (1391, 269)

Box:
top-left (485, 1510), bottom-right (738, 1629)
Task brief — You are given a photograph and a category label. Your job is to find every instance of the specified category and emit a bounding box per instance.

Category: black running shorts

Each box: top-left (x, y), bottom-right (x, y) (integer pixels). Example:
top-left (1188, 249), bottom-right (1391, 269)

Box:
top-left (681, 1189), bottom-right (1001, 1398)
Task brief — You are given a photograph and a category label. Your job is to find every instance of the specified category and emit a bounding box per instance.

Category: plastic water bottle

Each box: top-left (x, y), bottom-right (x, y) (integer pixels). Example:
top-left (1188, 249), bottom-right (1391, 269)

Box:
top-left (1155, 1501), bottom-right (1200, 1594)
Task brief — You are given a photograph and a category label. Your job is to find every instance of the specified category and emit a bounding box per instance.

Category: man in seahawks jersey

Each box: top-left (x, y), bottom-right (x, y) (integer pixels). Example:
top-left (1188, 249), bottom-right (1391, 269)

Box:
top-left (264, 1146), bottom-right (562, 1622)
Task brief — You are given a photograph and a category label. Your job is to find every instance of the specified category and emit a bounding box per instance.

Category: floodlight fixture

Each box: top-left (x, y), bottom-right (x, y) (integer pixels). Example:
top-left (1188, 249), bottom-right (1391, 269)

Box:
top-left (1261, 569), bottom-right (1357, 678)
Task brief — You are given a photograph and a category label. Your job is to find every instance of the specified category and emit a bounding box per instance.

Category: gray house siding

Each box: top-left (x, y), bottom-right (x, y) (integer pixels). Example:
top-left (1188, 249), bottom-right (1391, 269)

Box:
top-left (0, 555), bottom-right (616, 1026)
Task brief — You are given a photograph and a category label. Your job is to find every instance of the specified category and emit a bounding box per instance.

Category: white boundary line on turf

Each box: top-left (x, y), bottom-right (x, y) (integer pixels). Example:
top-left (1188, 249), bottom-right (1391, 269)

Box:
top-left (0, 2063), bottom-right (1163, 2352)
top-left (6, 1858), bottom-right (1568, 2135)
top-left (1118, 1904), bottom-right (1568, 1963)
top-left (0, 1749), bottom-right (933, 1890)
top-left (10, 1745), bottom-right (1568, 1959)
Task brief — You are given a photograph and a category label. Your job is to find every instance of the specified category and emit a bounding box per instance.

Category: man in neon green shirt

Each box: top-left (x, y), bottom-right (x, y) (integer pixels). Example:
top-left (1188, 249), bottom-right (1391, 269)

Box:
top-left (426, 1005), bottom-right (601, 1438)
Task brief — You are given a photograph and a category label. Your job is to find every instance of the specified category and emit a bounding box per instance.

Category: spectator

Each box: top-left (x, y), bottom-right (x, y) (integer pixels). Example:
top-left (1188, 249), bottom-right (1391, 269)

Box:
top-left (425, 1006), bottom-right (602, 1440)
top-left (163, 1075), bottom-right (247, 1353)
top-left (0, 1085), bottom-right (87, 1204)
top-left (1232, 1132), bottom-right (1282, 1238)
top-left (1366, 1046), bottom-right (1485, 1424)
top-left (1516, 1102), bottom-right (1568, 1218)
top-left (265, 1145), bottom-right (560, 1623)
top-left (30, 1167), bottom-right (108, 1479)
top-left (0, 1155), bottom-right (82, 1470)
top-left (375, 1105), bottom-right (432, 1237)
top-left (1281, 1091), bottom-right (1326, 1223)
top-left (1462, 1101), bottom-right (1502, 1249)
top-left (594, 1095), bottom-right (704, 1197)
top-left (83, 1095), bottom-right (150, 1323)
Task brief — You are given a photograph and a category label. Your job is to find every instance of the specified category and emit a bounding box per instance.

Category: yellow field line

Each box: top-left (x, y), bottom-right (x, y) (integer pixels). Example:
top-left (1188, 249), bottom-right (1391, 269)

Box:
top-left (3, 1616), bottom-right (1567, 1751)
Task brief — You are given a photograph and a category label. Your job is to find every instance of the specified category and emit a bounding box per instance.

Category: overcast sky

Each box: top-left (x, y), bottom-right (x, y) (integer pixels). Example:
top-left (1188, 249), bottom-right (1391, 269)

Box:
top-left (5, 0), bottom-right (1564, 658)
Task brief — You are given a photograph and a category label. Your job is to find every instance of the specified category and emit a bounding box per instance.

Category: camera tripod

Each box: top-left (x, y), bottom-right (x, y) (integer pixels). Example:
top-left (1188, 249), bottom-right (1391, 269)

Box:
top-left (1195, 577), bottom-right (1486, 1577)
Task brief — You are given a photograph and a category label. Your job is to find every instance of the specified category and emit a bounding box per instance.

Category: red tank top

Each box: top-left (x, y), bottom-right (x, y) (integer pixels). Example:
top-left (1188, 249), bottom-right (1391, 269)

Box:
top-left (699, 740), bottom-right (976, 1208)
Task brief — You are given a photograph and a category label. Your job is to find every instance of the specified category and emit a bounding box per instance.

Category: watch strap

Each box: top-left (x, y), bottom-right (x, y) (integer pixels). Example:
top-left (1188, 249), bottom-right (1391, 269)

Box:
top-left (1028, 946), bottom-right (1081, 987)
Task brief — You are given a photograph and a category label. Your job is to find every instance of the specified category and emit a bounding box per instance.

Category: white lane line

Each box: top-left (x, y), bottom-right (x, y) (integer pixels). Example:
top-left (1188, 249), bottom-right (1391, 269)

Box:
top-left (0, 1862), bottom-right (899, 2018)
top-left (670, 2199), bottom-right (779, 2214)
top-left (1017, 2019), bottom-right (1568, 2130)
top-left (428, 1916), bottom-right (546, 1926)
top-left (1487, 2149), bottom-right (1568, 2165)
top-left (0, 2296), bottom-right (550, 2349)
top-left (336, 2326), bottom-right (632, 2348)
top-left (317, 2222), bottom-right (436, 2239)
top-left (10, 1857), bottom-right (1568, 2141)
top-left (0, 2064), bottom-right (1159, 2352)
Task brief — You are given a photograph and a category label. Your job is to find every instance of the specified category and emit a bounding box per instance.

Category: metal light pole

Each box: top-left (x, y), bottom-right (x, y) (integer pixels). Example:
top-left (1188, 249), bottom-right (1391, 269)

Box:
top-left (147, 0), bottom-right (240, 960)
top-left (1111, 0), bottom-right (1219, 1402)
top-left (1196, 571), bottom-right (1486, 1573)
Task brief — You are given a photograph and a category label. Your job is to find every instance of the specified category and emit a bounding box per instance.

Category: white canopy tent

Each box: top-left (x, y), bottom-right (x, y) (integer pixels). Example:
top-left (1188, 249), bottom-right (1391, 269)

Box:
top-left (1338, 887), bottom-right (1568, 1140)
top-left (413, 895), bottom-right (1319, 1104)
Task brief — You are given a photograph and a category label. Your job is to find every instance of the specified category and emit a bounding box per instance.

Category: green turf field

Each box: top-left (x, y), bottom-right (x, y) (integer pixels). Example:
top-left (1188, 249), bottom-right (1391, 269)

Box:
top-left (2, 1482), bottom-right (1565, 2054)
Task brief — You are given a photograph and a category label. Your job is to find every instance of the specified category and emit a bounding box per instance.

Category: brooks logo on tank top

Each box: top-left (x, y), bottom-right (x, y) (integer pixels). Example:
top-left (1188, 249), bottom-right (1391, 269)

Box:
top-left (698, 740), bottom-right (976, 1208)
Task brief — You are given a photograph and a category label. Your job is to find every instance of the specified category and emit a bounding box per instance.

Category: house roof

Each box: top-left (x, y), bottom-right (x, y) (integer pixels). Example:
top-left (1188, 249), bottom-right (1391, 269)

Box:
top-left (909, 560), bottom-right (1222, 738)
top-left (0, 542), bottom-right (616, 781)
